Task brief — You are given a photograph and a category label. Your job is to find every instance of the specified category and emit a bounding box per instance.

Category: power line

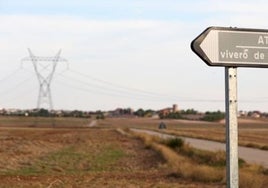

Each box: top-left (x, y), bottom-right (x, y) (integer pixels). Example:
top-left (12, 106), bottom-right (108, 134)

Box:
top-left (0, 73), bottom-right (35, 97)
top-left (0, 84), bottom-right (36, 107)
top-left (1, 64), bottom-right (268, 110)
top-left (0, 68), bottom-right (22, 83)
top-left (57, 73), bottom-right (175, 101)
top-left (68, 69), bottom-right (184, 99)
top-left (58, 68), bottom-right (268, 104)
top-left (66, 68), bottom-right (195, 101)
top-left (55, 69), bottom-right (224, 103)
top-left (55, 79), bottom-right (171, 102)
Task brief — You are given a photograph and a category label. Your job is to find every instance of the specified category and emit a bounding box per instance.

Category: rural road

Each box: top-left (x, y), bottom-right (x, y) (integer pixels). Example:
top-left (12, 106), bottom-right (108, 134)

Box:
top-left (87, 120), bottom-right (97, 127)
top-left (131, 128), bottom-right (268, 168)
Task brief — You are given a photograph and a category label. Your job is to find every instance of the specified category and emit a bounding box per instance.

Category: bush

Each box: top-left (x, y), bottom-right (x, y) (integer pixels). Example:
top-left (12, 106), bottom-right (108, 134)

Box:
top-left (96, 114), bottom-right (105, 119)
top-left (201, 111), bottom-right (225, 122)
top-left (164, 138), bottom-right (184, 149)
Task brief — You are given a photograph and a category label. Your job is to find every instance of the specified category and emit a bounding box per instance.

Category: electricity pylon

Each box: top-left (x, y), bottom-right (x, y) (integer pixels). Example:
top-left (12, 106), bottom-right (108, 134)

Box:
top-left (22, 49), bottom-right (67, 111)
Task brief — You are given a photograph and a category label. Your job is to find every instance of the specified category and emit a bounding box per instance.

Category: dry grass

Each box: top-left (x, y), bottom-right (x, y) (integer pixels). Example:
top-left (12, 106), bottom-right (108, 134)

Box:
top-left (129, 130), bottom-right (268, 187)
top-left (130, 130), bottom-right (224, 183)
top-left (239, 164), bottom-right (268, 188)
top-left (152, 143), bottom-right (224, 182)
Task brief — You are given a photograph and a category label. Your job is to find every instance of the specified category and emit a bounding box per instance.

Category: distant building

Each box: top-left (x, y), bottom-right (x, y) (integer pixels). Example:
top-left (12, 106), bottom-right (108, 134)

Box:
top-left (158, 107), bottom-right (173, 117)
top-left (238, 110), bottom-right (247, 117)
top-left (250, 111), bottom-right (261, 118)
top-left (109, 108), bottom-right (135, 118)
top-left (158, 104), bottom-right (179, 117)
top-left (173, 104), bottom-right (179, 112)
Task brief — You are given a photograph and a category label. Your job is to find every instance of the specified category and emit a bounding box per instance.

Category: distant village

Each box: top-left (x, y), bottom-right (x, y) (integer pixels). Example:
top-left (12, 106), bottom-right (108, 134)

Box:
top-left (1, 104), bottom-right (268, 121)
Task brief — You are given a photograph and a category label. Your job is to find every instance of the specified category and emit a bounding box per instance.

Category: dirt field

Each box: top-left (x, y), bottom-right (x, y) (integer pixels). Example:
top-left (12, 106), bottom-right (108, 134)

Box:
top-left (0, 116), bottom-right (267, 187)
top-left (0, 126), bottom-right (223, 188)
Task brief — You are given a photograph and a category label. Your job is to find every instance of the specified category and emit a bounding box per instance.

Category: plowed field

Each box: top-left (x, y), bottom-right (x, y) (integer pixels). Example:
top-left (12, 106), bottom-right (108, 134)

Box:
top-left (0, 127), bottom-right (222, 187)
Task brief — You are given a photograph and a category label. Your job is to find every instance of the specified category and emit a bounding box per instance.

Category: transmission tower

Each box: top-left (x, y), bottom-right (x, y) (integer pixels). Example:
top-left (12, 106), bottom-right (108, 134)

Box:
top-left (22, 49), bottom-right (67, 111)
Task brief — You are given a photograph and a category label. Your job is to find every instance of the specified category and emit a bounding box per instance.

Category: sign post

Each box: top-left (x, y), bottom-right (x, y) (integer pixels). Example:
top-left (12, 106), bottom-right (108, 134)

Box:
top-left (225, 67), bottom-right (238, 188)
top-left (191, 26), bottom-right (268, 188)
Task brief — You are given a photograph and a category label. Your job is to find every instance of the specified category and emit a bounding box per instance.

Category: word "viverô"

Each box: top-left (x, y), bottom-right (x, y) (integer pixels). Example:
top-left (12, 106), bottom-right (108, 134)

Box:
top-left (220, 49), bottom-right (248, 59)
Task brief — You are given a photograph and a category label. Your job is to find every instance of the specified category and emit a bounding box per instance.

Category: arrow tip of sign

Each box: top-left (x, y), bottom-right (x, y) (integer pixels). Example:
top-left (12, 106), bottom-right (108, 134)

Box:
top-left (191, 27), bottom-right (214, 66)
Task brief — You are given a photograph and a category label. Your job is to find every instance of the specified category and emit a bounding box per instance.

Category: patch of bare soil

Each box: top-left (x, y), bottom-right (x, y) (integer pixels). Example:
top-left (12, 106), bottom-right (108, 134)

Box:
top-left (0, 173), bottom-right (224, 188)
top-left (0, 128), bottom-right (65, 171)
top-left (0, 127), bottom-right (224, 187)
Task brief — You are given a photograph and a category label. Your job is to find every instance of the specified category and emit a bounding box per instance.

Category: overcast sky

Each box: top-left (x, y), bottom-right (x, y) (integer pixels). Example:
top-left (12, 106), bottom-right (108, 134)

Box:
top-left (1, 0), bottom-right (268, 112)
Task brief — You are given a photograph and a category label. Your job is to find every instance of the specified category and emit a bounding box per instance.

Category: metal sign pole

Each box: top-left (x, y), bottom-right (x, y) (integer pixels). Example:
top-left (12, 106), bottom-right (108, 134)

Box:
top-left (225, 67), bottom-right (239, 188)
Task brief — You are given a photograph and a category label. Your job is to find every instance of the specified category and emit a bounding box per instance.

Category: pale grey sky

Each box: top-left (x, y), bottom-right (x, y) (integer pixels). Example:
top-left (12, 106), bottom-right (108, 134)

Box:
top-left (0, 0), bottom-right (268, 112)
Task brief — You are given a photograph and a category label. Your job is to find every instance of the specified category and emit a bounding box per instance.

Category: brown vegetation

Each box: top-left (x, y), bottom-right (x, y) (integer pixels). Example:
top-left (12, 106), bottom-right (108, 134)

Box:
top-left (129, 129), bottom-right (268, 188)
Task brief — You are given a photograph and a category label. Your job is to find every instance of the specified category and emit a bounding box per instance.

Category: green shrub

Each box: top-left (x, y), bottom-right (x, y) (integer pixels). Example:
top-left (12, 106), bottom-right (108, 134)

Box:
top-left (201, 111), bottom-right (225, 122)
top-left (164, 138), bottom-right (184, 149)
